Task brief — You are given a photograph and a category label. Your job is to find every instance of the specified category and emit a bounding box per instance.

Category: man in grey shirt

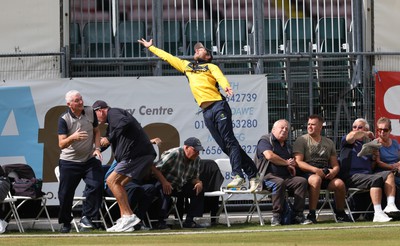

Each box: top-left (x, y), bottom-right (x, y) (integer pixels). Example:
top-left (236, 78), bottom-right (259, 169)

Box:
top-left (57, 90), bottom-right (103, 233)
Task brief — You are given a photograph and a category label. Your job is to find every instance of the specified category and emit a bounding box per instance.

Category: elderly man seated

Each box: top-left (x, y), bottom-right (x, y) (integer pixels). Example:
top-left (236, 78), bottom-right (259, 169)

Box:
top-left (340, 118), bottom-right (400, 222)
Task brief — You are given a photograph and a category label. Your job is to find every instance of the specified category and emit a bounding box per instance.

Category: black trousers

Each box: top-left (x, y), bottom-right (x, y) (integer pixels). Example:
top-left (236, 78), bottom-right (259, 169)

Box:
top-left (58, 157), bottom-right (103, 224)
top-left (155, 181), bottom-right (204, 223)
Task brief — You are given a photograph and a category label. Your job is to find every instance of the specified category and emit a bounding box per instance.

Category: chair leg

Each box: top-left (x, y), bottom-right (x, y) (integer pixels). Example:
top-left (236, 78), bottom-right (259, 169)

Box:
top-left (7, 199), bottom-right (24, 233)
top-left (172, 198), bottom-right (183, 228)
top-left (30, 197), bottom-right (55, 232)
top-left (316, 190), bottom-right (337, 222)
top-left (344, 197), bottom-right (355, 222)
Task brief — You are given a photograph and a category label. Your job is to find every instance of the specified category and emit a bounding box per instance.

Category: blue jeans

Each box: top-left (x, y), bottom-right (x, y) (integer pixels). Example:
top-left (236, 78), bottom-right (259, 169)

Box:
top-left (202, 100), bottom-right (257, 179)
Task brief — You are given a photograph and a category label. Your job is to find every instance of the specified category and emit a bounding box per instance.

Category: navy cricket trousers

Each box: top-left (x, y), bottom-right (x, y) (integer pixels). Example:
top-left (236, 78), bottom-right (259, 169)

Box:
top-left (202, 100), bottom-right (258, 179)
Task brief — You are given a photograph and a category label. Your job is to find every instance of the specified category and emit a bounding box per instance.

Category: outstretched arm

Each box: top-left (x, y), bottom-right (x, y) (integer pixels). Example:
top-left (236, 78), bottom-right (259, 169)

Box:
top-left (137, 37), bottom-right (187, 73)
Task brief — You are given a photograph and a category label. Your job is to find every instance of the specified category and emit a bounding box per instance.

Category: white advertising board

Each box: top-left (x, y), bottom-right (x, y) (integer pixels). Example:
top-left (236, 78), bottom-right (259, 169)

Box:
top-left (0, 75), bottom-right (267, 204)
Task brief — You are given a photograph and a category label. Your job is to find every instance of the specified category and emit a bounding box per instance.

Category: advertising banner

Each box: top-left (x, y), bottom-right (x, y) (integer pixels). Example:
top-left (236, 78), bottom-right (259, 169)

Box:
top-left (375, 71), bottom-right (400, 141)
top-left (0, 75), bottom-right (267, 204)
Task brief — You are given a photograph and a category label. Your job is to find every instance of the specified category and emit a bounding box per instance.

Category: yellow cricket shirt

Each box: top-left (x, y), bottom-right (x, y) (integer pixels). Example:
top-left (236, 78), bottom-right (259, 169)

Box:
top-left (148, 45), bottom-right (231, 107)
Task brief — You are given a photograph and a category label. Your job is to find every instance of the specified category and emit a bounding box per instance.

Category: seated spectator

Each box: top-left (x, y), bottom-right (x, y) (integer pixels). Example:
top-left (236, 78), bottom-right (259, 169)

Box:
top-left (255, 119), bottom-right (312, 226)
top-left (340, 118), bottom-right (400, 222)
top-left (293, 114), bottom-right (351, 223)
top-left (152, 137), bottom-right (205, 229)
top-left (375, 117), bottom-right (400, 186)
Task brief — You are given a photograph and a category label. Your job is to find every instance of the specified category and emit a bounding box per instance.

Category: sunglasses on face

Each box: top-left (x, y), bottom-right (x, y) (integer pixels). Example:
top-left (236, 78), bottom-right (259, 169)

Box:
top-left (377, 128), bottom-right (390, 133)
top-left (352, 125), bottom-right (364, 130)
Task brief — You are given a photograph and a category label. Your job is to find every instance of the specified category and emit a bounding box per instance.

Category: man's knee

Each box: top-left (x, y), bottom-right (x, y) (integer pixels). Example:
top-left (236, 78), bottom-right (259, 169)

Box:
top-left (308, 174), bottom-right (322, 187)
top-left (329, 178), bottom-right (346, 191)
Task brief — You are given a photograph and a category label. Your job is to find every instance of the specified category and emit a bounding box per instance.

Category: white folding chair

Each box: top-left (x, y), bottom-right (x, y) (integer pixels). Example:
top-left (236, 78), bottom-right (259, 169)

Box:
top-left (316, 189), bottom-right (355, 222)
top-left (204, 190), bottom-right (230, 227)
top-left (5, 194), bottom-right (55, 232)
top-left (215, 158), bottom-right (271, 226)
top-left (54, 166), bottom-right (108, 232)
top-left (1, 193), bottom-right (24, 232)
top-left (102, 196), bottom-right (118, 225)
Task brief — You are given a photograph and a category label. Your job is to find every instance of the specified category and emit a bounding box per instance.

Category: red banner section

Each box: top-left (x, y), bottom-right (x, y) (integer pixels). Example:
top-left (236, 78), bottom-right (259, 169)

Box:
top-left (375, 71), bottom-right (400, 142)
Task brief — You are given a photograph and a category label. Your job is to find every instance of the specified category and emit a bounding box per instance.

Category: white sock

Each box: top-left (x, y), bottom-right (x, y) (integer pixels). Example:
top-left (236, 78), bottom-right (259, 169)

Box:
top-left (374, 204), bottom-right (383, 213)
top-left (122, 214), bottom-right (133, 218)
top-left (387, 196), bottom-right (396, 205)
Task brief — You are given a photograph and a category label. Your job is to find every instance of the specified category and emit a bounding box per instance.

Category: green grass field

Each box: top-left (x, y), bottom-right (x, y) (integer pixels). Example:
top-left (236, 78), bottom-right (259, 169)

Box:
top-left (1, 221), bottom-right (399, 246)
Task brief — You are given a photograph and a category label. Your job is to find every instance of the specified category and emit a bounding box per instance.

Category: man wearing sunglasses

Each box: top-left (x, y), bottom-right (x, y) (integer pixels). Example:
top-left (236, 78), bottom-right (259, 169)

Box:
top-left (339, 118), bottom-right (400, 222)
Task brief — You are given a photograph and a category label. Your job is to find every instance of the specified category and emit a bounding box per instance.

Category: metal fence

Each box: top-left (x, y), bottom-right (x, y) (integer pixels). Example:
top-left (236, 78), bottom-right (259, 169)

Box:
top-left (0, 52), bottom-right (66, 81)
top-left (65, 0), bottom-right (371, 149)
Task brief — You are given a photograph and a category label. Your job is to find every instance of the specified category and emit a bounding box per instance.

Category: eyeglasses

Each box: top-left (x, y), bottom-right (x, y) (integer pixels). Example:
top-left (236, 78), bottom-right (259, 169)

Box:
top-left (352, 125), bottom-right (364, 130)
top-left (377, 128), bottom-right (390, 133)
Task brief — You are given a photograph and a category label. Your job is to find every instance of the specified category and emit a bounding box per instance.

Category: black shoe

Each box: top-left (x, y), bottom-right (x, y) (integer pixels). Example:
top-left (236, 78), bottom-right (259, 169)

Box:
top-left (183, 221), bottom-right (206, 229)
top-left (336, 212), bottom-right (352, 223)
top-left (80, 216), bottom-right (95, 229)
top-left (156, 222), bottom-right (170, 230)
top-left (60, 223), bottom-right (71, 233)
top-left (306, 213), bottom-right (317, 224)
top-left (294, 214), bottom-right (313, 225)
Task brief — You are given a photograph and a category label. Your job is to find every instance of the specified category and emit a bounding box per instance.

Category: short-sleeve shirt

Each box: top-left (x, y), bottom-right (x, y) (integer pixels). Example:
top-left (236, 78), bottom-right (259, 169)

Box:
top-left (256, 133), bottom-right (291, 177)
top-left (293, 134), bottom-right (337, 168)
top-left (58, 106), bottom-right (98, 162)
top-left (379, 139), bottom-right (400, 164)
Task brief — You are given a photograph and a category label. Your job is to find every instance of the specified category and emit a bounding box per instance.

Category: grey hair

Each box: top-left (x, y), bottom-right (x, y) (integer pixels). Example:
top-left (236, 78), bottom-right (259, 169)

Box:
top-left (272, 119), bottom-right (290, 129)
top-left (353, 118), bottom-right (370, 130)
top-left (65, 90), bottom-right (81, 103)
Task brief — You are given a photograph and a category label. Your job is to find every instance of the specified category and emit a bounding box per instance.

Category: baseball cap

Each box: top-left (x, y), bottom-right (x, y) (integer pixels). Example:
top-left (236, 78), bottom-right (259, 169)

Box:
top-left (184, 137), bottom-right (204, 151)
top-left (194, 42), bottom-right (213, 61)
top-left (92, 100), bottom-right (108, 111)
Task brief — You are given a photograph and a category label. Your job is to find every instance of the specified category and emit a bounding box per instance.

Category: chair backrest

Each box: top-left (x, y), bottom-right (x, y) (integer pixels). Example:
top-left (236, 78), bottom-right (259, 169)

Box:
top-left (199, 159), bottom-right (224, 192)
top-left (54, 166), bottom-right (60, 182)
top-left (83, 21), bottom-right (113, 57)
top-left (217, 19), bottom-right (247, 55)
top-left (119, 21), bottom-right (145, 57)
top-left (317, 17), bottom-right (346, 52)
top-left (264, 18), bottom-right (283, 54)
top-left (185, 19), bottom-right (214, 55)
top-left (214, 158), bottom-right (233, 190)
top-left (119, 21), bottom-right (145, 43)
top-left (164, 20), bottom-right (183, 55)
top-left (284, 18), bottom-right (314, 53)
